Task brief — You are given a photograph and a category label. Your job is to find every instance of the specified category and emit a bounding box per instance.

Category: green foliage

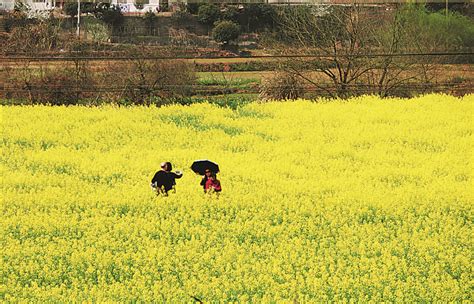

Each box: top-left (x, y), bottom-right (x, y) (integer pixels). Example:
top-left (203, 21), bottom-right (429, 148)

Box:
top-left (195, 61), bottom-right (285, 73)
top-left (159, 2), bottom-right (169, 12)
top-left (395, 4), bottom-right (474, 50)
top-left (186, 3), bottom-right (202, 15)
top-left (212, 20), bottom-right (240, 44)
top-left (175, 94), bottom-right (256, 109)
top-left (197, 77), bottom-right (259, 89)
top-left (86, 21), bottom-right (110, 43)
top-left (197, 4), bottom-right (220, 26)
top-left (240, 4), bottom-right (276, 32)
top-left (221, 6), bottom-right (239, 23)
top-left (143, 10), bottom-right (157, 22)
top-left (82, 2), bottom-right (96, 14)
top-left (63, 2), bottom-right (95, 18)
top-left (63, 2), bottom-right (78, 18)
top-left (93, 3), bottom-right (124, 28)
top-left (171, 10), bottom-right (193, 24)
top-left (429, 10), bottom-right (474, 48)
top-left (134, 0), bottom-right (146, 10)
top-left (143, 10), bottom-right (157, 34)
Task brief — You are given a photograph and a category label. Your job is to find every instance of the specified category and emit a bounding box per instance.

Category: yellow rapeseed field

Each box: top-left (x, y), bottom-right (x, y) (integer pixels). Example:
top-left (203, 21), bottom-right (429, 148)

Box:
top-left (1, 94), bottom-right (473, 302)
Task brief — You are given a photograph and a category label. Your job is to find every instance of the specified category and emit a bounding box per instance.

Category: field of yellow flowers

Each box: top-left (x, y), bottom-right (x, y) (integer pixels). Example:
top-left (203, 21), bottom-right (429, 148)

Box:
top-left (1, 94), bottom-right (473, 301)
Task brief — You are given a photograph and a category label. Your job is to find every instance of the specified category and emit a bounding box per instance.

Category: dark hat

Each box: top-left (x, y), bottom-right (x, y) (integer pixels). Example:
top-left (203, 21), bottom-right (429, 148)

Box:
top-left (161, 161), bottom-right (173, 171)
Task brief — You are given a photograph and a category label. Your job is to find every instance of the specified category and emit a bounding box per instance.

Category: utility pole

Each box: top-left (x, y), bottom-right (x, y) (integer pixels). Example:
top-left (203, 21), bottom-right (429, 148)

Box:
top-left (76, 0), bottom-right (80, 38)
top-left (445, 0), bottom-right (448, 18)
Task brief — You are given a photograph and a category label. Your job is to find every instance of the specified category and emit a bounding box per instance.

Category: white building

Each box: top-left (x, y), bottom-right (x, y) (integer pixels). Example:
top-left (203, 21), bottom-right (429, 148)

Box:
top-left (109, 0), bottom-right (160, 14)
top-left (0, 0), bottom-right (58, 11)
top-left (0, 0), bottom-right (161, 13)
top-left (0, 0), bottom-right (13, 11)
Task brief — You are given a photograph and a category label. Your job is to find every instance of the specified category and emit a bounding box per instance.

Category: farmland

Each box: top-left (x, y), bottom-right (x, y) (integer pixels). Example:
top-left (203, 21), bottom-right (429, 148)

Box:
top-left (1, 94), bottom-right (473, 301)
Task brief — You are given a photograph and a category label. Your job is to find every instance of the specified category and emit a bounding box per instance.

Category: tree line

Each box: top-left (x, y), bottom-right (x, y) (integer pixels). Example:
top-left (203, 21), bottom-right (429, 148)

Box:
top-left (0, 3), bottom-right (472, 104)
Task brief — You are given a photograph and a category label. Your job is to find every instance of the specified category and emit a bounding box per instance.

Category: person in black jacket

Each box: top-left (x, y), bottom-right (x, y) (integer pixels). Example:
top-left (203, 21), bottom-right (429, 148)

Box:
top-left (151, 162), bottom-right (183, 196)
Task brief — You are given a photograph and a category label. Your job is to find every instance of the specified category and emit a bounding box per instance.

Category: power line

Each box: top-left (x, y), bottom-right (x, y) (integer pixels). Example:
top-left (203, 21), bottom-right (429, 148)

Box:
top-left (1, 51), bottom-right (473, 61)
top-left (0, 82), bottom-right (467, 89)
top-left (1, 83), bottom-right (470, 94)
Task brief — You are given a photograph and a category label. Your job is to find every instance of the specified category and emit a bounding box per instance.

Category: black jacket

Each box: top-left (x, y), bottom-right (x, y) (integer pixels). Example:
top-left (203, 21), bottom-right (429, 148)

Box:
top-left (200, 176), bottom-right (208, 191)
top-left (152, 170), bottom-right (183, 192)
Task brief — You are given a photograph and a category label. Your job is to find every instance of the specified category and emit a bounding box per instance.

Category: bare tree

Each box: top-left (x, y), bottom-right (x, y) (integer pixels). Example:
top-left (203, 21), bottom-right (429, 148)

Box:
top-left (274, 5), bottom-right (380, 98)
top-left (272, 4), bottom-right (446, 98)
top-left (100, 48), bottom-right (197, 105)
top-left (366, 5), bottom-right (444, 97)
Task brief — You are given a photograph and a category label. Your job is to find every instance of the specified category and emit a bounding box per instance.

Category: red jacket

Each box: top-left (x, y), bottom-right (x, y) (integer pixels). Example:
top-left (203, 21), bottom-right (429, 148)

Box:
top-left (205, 178), bottom-right (222, 192)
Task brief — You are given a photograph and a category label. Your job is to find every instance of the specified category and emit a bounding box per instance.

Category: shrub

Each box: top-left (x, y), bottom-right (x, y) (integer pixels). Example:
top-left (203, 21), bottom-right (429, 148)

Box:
top-left (143, 10), bottom-right (157, 35)
top-left (159, 2), bottom-right (169, 12)
top-left (5, 21), bottom-right (64, 52)
top-left (197, 4), bottom-right (220, 26)
top-left (134, 0), bottom-right (146, 10)
top-left (93, 3), bottom-right (124, 28)
top-left (63, 2), bottom-right (95, 18)
top-left (86, 22), bottom-right (110, 43)
top-left (0, 33), bottom-right (9, 52)
top-left (171, 10), bottom-right (193, 24)
top-left (100, 59), bottom-right (197, 105)
top-left (212, 20), bottom-right (240, 44)
top-left (186, 3), bottom-right (202, 15)
top-left (259, 71), bottom-right (304, 100)
top-left (64, 2), bottom-right (78, 18)
top-left (239, 4), bottom-right (276, 32)
top-left (7, 64), bottom-right (95, 105)
top-left (143, 10), bottom-right (157, 23)
top-left (3, 8), bottom-right (29, 32)
top-left (221, 6), bottom-right (240, 22)
top-left (169, 28), bottom-right (209, 47)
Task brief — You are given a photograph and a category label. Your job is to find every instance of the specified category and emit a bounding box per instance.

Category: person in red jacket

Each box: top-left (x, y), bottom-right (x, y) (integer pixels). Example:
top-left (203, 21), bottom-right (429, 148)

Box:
top-left (200, 169), bottom-right (221, 194)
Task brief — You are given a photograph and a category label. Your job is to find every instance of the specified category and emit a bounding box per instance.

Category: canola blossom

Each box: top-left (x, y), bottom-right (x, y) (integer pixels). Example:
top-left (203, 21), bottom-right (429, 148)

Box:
top-left (1, 95), bottom-right (473, 302)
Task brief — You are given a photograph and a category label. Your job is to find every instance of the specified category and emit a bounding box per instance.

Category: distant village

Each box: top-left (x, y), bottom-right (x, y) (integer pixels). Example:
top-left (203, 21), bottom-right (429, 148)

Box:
top-left (0, 0), bottom-right (398, 14)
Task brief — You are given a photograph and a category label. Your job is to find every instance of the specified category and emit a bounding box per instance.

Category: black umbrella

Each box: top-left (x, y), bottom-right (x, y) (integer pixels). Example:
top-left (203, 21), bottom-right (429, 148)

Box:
top-left (191, 159), bottom-right (220, 175)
